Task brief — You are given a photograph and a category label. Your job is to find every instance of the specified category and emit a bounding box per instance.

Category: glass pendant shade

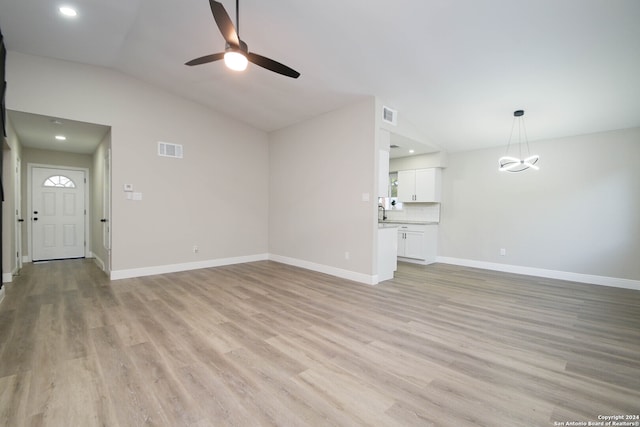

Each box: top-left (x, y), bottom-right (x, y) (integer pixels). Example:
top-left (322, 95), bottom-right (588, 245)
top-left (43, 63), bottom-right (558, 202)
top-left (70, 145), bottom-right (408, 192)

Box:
top-left (498, 110), bottom-right (539, 172)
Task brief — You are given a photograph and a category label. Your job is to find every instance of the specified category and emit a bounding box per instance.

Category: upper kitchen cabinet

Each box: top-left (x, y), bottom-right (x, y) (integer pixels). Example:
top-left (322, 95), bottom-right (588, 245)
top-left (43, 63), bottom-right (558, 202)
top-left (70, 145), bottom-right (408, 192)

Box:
top-left (397, 168), bottom-right (442, 202)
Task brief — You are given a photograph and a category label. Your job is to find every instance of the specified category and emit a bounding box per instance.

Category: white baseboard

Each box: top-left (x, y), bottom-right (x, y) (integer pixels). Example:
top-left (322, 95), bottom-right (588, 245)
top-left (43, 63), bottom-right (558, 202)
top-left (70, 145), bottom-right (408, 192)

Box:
top-left (2, 264), bottom-right (19, 283)
top-left (269, 254), bottom-right (377, 285)
top-left (398, 256), bottom-right (436, 266)
top-left (436, 256), bottom-right (640, 291)
top-left (110, 253), bottom-right (269, 280)
top-left (93, 255), bottom-right (106, 274)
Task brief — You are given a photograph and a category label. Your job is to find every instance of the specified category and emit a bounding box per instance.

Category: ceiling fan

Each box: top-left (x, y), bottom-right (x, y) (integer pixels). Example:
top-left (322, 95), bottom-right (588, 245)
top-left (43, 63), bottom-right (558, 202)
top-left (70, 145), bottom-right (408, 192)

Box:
top-left (186, 0), bottom-right (300, 79)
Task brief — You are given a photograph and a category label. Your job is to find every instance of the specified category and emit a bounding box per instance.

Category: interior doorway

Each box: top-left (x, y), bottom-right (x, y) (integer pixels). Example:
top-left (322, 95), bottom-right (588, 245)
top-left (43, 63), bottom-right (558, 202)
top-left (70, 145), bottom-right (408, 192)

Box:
top-left (7, 110), bottom-right (112, 270)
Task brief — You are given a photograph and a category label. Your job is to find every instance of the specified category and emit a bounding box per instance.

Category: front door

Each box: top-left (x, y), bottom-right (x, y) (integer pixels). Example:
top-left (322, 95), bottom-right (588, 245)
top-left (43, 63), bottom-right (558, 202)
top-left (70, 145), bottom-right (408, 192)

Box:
top-left (31, 167), bottom-right (86, 261)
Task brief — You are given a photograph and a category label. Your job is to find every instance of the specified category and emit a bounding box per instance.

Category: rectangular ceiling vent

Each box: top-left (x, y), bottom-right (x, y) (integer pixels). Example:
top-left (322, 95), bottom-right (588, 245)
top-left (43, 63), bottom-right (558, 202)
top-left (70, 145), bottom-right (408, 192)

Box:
top-left (382, 106), bottom-right (398, 126)
top-left (390, 144), bottom-right (400, 148)
top-left (158, 142), bottom-right (183, 159)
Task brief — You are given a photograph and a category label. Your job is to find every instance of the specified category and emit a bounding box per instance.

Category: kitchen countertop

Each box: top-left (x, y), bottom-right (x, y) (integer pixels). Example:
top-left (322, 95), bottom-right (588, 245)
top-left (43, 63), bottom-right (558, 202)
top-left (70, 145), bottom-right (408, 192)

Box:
top-left (378, 220), bottom-right (439, 225)
top-left (378, 222), bottom-right (400, 229)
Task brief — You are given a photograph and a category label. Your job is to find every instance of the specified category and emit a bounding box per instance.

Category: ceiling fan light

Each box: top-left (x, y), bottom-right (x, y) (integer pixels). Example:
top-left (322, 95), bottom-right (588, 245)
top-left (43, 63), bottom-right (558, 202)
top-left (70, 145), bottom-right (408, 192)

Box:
top-left (59, 6), bottom-right (77, 17)
top-left (224, 51), bottom-right (248, 71)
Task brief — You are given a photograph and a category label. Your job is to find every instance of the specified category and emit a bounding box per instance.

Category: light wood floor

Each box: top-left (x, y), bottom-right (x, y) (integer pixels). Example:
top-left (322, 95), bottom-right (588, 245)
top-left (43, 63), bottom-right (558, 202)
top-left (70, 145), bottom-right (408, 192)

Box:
top-left (1, 260), bottom-right (639, 426)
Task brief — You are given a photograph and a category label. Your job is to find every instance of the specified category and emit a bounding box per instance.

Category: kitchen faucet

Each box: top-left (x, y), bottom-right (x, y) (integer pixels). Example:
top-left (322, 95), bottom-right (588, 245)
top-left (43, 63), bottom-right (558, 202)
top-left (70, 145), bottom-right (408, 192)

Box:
top-left (378, 204), bottom-right (387, 221)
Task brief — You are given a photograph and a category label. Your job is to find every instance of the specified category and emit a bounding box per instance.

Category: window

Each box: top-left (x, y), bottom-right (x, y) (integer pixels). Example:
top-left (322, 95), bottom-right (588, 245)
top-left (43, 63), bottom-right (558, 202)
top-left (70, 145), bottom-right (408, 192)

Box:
top-left (43, 175), bottom-right (76, 188)
top-left (379, 172), bottom-right (403, 210)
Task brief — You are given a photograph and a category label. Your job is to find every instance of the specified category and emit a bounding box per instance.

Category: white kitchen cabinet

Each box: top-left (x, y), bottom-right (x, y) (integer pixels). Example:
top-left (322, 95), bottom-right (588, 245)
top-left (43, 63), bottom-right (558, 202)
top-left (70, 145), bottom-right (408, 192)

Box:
top-left (423, 224), bottom-right (438, 263)
top-left (377, 225), bottom-right (398, 282)
top-left (397, 230), bottom-right (424, 259)
top-left (397, 168), bottom-right (442, 202)
top-left (397, 223), bottom-right (438, 264)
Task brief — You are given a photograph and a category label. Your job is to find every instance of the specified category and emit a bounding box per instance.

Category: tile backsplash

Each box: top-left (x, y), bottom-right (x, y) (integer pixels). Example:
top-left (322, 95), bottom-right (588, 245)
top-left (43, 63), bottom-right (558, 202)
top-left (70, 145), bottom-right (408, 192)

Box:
top-left (385, 202), bottom-right (440, 223)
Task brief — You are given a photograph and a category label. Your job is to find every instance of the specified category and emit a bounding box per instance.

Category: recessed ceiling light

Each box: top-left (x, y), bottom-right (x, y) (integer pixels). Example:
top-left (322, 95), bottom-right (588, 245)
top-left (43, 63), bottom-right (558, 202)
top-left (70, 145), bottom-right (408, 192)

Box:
top-left (409, 149), bottom-right (415, 154)
top-left (59, 6), bottom-right (77, 17)
top-left (55, 135), bottom-right (67, 141)
top-left (50, 119), bottom-right (63, 125)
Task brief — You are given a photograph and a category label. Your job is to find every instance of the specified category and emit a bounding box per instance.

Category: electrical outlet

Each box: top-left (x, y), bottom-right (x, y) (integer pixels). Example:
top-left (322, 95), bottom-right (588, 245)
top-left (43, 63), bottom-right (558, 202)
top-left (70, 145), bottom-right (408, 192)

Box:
top-left (500, 248), bottom-right (506, 256)
top-left (193, 245), bottom-right (199, 254)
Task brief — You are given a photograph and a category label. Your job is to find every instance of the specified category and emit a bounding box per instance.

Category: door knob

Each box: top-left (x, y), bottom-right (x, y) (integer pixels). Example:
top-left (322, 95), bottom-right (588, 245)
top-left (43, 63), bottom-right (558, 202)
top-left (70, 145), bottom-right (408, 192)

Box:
top-left (18, 218), bottom-right (24, 222)
top-left (33, 211), bottom-right (38, 214)
top-left (100, 219), bottom-right (108, 223)
top-left (33, 218), bottom-right (38, 221)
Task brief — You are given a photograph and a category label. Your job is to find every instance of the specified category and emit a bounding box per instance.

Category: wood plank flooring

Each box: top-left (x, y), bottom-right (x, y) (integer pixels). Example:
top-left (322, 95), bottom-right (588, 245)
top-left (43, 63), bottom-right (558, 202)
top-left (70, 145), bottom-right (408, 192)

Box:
top-left (1, 259), bottom-right (639, 426)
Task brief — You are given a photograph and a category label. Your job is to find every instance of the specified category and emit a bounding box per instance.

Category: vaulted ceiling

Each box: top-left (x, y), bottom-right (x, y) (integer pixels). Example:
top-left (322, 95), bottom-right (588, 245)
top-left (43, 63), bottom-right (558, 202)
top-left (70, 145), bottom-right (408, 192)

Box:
top-left (1, 0), bottom-right (639, 153)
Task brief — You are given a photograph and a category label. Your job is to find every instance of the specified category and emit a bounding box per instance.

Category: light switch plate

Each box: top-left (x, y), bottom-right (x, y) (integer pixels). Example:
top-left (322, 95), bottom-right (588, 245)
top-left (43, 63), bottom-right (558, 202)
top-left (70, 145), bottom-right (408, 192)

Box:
top-left (133, 192), bottom-right (143, 201)
top-left (124, 184), bottom-right (133, 192)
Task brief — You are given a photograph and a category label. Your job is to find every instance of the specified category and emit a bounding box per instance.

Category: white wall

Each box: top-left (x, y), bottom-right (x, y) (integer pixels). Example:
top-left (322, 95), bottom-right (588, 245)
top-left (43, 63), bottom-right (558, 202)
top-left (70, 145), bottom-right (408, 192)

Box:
top-left (269, 98), bottom-right (378, 283)
top-left (6, 52), bottom-right (269, 277)
top-left (439, 127), bottom-right (640, 284)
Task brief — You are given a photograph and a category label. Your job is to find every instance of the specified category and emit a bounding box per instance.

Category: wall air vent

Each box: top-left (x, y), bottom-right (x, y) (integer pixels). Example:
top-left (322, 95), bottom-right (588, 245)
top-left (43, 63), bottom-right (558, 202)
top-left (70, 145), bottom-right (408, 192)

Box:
top-left (382, 106), bottom-right (398, 126)
top-left (158, 142), bottom-right (183, 159)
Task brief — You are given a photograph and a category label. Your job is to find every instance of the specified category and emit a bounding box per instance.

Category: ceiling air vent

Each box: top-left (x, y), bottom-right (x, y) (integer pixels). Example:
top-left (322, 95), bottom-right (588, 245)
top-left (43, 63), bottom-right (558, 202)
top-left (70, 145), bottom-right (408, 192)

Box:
top-left (390, 144), bottom-right (400, 149)
top-left (382, 106), bottom-right (398, 126)
top-left (158, 142), bottom-right (183, 159)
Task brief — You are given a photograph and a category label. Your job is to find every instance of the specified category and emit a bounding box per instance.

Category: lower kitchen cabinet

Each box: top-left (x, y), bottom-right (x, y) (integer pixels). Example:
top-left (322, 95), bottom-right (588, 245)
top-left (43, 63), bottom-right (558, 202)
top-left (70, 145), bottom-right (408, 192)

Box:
top-left (397, 224), bottom-right (437, 264)
top-left (397, 231), bottom-right (424, 259)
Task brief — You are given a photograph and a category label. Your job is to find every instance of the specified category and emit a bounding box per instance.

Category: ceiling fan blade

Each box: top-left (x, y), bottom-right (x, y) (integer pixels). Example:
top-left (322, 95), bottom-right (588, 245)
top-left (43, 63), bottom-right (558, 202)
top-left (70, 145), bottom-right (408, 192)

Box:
top-left (185, 52), bottom-right (225, 66)
top-left (209, 0), bottom-right (240, 47)
top-left (247, 52), bottom-right (300, 79)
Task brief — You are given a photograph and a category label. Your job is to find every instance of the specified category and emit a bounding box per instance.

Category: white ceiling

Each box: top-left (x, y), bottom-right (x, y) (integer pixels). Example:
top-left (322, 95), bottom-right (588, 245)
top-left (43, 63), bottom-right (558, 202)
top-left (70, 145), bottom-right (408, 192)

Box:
top-left (7, 110), bottom-right (110, 154)
top-left (1, 0), bottom-right (639, 153)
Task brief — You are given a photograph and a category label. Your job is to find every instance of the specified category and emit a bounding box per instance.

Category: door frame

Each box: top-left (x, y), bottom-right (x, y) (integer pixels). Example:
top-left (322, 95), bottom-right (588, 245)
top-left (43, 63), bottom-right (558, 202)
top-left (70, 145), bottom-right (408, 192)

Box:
top-left (27, 163), bottom-right (91, 262)
top-left (102, 147), bottom-right (111, 272)
top-left (15, 156), bottom-right (22, 270)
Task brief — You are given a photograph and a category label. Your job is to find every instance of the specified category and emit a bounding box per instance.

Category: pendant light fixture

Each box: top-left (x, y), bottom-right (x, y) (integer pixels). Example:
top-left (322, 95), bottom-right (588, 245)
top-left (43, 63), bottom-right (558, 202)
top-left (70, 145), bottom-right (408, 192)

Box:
top-left (498, 110), bottom-right (539, 172)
